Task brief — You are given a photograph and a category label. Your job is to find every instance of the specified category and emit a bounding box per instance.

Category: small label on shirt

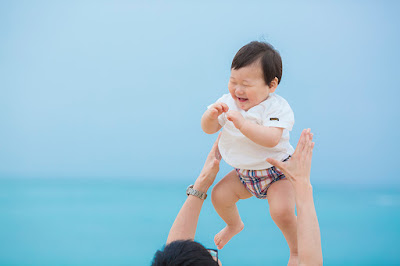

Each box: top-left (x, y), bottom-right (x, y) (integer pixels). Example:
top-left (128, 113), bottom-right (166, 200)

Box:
top-left (270, 118), bottom-right (279, 121)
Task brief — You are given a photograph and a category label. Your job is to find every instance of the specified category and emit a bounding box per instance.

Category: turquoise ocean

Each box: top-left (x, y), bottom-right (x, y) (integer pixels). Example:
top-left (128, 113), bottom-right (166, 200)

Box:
top-left (0, 177), bottom-right (399, 266)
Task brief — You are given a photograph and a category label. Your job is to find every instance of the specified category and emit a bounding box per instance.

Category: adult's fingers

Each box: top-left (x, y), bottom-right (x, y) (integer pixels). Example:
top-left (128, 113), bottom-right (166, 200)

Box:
top-left (211, 132), bottom-right (222, 150)
top-left (212, 132), bottom-right (222, 160)
top-left (306, 141), bottom-right (315, 163)
top-left (294, 129), bottom-right (307, 157)
top-left (304, 130), bottom-right (313, 159)
top-left (266, 158), bottom-right (285, 172)
top-left (301, 128), bottom-right (311, 158)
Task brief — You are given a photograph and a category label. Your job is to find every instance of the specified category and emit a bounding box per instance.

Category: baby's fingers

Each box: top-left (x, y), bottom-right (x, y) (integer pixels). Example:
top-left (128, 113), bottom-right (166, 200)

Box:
top-left (214, 104), bottom-right (223, 114)
top-left (221, 103), bottom-right (229, 112)
top-left (209, 108), bottom-right (219, 119)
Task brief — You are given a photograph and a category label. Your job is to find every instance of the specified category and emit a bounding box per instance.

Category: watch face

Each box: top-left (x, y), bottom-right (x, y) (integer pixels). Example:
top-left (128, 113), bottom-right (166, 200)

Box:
top-left (186, 185), bottom-right (194, 196)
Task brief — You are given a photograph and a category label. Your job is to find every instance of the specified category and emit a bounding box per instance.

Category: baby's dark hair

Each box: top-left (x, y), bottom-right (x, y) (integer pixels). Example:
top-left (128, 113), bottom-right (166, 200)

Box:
top-left (231, 41), bottom-right (282, 86)
top-left (152, 240), bottom-right (217, 266)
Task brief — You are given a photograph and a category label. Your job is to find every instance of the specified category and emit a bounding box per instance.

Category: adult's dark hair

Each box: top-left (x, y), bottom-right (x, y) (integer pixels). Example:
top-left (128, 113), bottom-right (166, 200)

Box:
top-left (152, 240), bottom-right (217, 266)
top-left (231, 41), bottom-right (283, 86)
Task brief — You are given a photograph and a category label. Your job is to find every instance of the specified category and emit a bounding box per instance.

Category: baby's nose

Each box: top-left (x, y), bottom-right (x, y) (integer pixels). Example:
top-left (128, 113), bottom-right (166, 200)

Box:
top-left (235, 86), bottom-right (245, 95)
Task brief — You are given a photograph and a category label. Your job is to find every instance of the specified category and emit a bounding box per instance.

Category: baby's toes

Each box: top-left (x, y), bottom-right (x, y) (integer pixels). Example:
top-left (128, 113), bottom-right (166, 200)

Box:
top-left (214, 234), bottom-right (221, 246)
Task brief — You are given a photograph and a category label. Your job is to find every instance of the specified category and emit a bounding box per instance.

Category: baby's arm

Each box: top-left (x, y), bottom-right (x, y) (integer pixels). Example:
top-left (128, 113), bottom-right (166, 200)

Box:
top-left (201, 102), bottom-right (229, 134)
top-left (226, 110), bottom-right (283, 147)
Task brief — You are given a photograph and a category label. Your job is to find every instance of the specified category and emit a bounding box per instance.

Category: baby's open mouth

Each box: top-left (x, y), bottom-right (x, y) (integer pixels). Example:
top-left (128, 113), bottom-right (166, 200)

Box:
top-left (237, 97), bottom-right (248, 102)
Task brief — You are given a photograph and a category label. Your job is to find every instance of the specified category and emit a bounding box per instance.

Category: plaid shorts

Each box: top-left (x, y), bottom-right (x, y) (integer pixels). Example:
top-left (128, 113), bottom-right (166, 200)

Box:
top-left (235, 156), bottom-right (290, 199)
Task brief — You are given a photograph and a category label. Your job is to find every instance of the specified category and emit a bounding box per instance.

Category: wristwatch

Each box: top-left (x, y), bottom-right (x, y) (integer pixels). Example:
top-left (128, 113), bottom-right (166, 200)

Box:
top-left (186, 184), bottom-right (207, 200)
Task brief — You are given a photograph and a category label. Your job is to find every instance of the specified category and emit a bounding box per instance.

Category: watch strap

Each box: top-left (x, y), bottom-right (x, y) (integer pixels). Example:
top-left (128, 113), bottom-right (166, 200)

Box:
top-left (186, 185), bottom-right (207, 200)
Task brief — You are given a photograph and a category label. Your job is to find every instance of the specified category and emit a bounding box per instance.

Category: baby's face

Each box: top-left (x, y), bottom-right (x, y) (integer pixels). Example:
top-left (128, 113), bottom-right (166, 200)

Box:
top-left (228, 62), bottom-right (274, 111)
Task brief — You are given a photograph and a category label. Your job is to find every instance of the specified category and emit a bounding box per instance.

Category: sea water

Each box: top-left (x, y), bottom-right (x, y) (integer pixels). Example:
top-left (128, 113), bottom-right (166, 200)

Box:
top-left (0, 177), bottom-right (399, 265)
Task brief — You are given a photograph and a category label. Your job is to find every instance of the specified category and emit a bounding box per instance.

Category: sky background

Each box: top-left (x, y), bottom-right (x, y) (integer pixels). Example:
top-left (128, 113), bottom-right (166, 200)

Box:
top-left (1, 1), bottom-right (399, 185)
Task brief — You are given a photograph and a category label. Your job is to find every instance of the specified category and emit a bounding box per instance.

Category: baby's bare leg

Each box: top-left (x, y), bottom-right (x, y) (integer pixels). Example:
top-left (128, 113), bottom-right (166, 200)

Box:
top-left (267, 179), bottom-right (298, 266)
top-left (211, 170), bottom-right (252, 249)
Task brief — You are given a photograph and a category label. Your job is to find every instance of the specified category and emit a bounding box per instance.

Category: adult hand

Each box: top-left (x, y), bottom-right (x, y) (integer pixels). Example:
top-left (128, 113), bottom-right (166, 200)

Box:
top-left (267, 129), bottom-right (322, 265)
top-left (166, 133), bottom-right (223, 245)
top-left (193, 132), bottom-right (222, 193)
top-left (266, 128), bottom-right (314, 188)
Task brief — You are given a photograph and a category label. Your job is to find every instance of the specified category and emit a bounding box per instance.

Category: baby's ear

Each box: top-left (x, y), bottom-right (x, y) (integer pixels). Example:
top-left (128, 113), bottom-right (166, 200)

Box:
top-left (269, 77), bottom-right (279, 92)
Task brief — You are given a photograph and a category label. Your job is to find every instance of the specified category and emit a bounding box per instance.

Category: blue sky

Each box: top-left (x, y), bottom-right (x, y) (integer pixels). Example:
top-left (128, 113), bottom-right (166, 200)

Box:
top-left (1, 1), bottom-right (399, 185)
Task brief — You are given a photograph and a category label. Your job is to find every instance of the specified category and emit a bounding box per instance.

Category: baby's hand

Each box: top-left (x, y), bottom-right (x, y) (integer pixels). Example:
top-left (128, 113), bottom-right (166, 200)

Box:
top-left (207, 102), bottom-right (229, 120)
top-left (226, 110), bottom-right (246, 130)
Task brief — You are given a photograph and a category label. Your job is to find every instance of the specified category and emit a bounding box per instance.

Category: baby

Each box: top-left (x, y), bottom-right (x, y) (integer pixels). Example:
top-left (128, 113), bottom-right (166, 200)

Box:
top-left (201, 41), bottom-right (297, 265)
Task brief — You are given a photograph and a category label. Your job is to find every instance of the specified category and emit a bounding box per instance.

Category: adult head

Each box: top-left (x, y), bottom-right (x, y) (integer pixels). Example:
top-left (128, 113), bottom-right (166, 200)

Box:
top-left (152, 239), bottom-right (219, 266)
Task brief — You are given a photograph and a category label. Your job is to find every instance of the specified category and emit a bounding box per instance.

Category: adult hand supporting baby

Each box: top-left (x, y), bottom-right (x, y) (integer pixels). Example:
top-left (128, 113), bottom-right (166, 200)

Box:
top-left (193, 132), bottom-right (222, 193)
top-left (166, 133), bottom-right (222, 244)
top-left (266, 128), bottom-right (314, 190)
top-left (267, 128), bottom-right (323, 265)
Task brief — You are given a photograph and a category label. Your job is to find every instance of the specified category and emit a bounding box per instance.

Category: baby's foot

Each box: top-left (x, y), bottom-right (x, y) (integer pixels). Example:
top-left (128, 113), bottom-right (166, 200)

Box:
top-left (214, 222), bottom-right (244, 249)
top-left (287, 253), bottom-right (299, 266)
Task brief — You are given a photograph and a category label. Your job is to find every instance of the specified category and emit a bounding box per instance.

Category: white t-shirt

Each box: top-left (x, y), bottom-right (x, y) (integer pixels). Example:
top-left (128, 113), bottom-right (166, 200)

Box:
top-left (209, 93), bottom-right (294, 170)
